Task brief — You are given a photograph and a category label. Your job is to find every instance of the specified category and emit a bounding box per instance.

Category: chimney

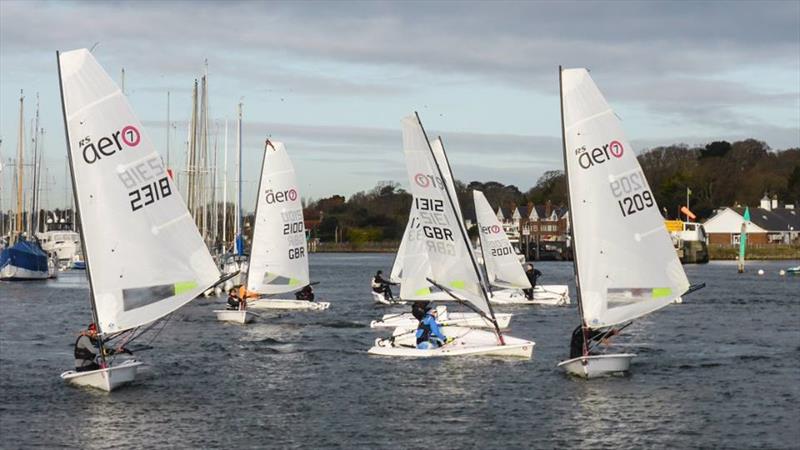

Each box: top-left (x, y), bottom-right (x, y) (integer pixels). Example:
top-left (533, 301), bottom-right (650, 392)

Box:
top-left (545, 200), bottom-right (552, 218)
top-left (771, 194), bottom-right (778, 210)
top-left (760, 194), bottom-right (771, 211)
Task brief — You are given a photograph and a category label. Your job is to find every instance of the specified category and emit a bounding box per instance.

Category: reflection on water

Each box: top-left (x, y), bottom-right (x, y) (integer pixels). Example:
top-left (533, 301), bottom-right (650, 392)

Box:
top-left (1, 257), bottom-right (798, 448)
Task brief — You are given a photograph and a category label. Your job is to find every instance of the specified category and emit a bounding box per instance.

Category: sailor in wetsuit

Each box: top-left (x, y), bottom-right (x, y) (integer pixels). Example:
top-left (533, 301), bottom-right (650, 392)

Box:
top-left (569, 325), bottom-right (619, 358)
top-left (416, 305), bottom-right (450, 349)
top-left (371, 270), bottom-right (397, 300)
top-left (74, 323), bottom-right (101, 372)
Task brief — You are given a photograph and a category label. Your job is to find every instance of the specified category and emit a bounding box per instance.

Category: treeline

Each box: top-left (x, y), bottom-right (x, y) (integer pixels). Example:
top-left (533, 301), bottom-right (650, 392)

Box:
top-left (305, 139), bottom-right (799, 242)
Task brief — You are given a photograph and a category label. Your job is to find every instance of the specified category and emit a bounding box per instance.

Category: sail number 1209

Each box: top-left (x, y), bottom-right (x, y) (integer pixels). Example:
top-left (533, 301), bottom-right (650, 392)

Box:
top-left (129, 177), bottom-right (172, 212)
top-left (617, 190), bottom-right (654, 217)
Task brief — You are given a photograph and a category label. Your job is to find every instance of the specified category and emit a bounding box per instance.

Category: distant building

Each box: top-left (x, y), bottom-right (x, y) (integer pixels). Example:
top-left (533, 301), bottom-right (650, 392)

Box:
top-left (489, 201), bottom-right (569, 259)
top-left (703, 195), bottom-right (799, 246)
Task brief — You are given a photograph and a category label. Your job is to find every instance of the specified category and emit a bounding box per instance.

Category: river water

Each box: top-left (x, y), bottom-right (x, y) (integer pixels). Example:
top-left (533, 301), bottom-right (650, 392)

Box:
top-left (1, 255), bottom-right (798, 449)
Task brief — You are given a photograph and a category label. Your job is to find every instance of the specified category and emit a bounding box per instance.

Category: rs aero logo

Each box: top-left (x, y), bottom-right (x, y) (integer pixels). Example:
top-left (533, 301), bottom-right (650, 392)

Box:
top-left (413, 173), bottom-right (444, 189)
top-left (265, 188), bottom-right (298, 204)
top-left (575, 140), bottom-right (623, 170)
top-left (481, 225), bottom-right (502, 234)
top-left (80, 125), bottom-right (141, 164)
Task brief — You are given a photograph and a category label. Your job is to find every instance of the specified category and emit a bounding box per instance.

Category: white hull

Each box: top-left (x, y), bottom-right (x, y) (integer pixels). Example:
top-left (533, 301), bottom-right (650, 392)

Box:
top-left (60, 359), bottom-right (142, 392)
top-left (372, 292), bottom-right (407, 305)
top-left (214, 309), bottom-right (255, 324)
top-left (556, 353), bottom-right (636, 379)
top-left (368, 329), bottom-right (533, 359)
top-left (0, 264), bottom-right (50, 280)
top-left (371, 310), bottom-right (512, 330)
top-left (489, 285), bottom-right (570, 306)
top-left (247, 299), bottom-right (330, 311)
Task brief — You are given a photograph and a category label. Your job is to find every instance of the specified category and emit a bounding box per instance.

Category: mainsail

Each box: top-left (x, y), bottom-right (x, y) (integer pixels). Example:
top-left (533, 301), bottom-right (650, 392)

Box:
top-left (246, 141), bottom-right (310, 294)
top-left (474, 190), bottom-right (531, 290)
top-left (401, 113), bottom-right (491, 317)
top-left (58, 49), bottom-right (220, 334)
top-left (561, 68), bottom-right (689, 328)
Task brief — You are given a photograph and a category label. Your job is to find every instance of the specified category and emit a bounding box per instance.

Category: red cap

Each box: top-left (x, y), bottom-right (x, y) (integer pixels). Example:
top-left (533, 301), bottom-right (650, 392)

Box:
top-left (88, 323), bottom-right (97, 332)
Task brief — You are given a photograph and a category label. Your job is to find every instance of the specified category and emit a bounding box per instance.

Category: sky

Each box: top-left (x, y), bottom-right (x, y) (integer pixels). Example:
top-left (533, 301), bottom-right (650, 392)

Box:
top-left (1, 0), bottom-right (798, 211)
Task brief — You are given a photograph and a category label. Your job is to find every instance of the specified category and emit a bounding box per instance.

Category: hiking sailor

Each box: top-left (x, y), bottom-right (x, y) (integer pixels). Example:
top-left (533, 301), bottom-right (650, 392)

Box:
top-left (371, 270), bottom-right (397, 301)
top-left (74, 323), bottom-right (130, 372)
top-left (523, 263), bottom-right (543, 300)
top-left (416, 304), bottom-right (451, 349)
top-left (295, 284), bottom-right (315, 301)
top-left (569, 325), bottom-right (619, 358)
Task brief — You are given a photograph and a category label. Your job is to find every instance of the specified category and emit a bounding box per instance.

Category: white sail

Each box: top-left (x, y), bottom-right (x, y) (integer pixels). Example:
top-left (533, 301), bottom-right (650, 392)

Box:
top-left (401, 114), bottom-right (490, 316)
top-left (388, 214), bottom-right (410, 283)
top-left (246, 141), bottom-right (309, 294)
top-left (58, 49), bottom-right (220, 334)
top-left (474, 190), bottom-right (531, 290)
top-left (561, 68), bottom-right (689, 328)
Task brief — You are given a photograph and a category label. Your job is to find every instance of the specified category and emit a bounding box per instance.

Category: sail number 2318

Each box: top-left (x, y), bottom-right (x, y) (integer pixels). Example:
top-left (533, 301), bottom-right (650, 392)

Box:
top-left (609, 171), bottom-right (654, 218)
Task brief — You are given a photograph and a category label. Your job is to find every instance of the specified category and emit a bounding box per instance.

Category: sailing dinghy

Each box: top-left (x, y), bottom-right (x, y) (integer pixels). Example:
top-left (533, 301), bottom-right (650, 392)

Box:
top-left (57, 49), bottom-right (222, 391)
top-left (555, 67), bottom-right (702, 378)
top-left (368, 113), bottom-right (533, 359)
top-left (473, 190), bottom-right (570, 306)
top-left (371, 147), bottom-right (515, 330)
top-left (241, 140), bottom-right (329, 311)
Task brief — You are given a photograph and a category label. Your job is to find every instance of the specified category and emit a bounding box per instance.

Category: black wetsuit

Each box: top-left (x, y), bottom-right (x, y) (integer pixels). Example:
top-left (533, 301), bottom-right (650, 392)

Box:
top-left (569, 325), bottom-right (610, 358)
top-left (524, 268), bottom-right (542, 299)
top-left (373, 274), bottom-right (395, 299)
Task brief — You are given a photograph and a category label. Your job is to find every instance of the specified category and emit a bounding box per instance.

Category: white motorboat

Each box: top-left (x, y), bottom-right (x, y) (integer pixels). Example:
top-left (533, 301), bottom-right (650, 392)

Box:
top-left (60, 359), bottom-right (143, 392)
top-left (57, 48), bottom-right (222, 391)
top-left (555, 67), bottom-right (701, 378)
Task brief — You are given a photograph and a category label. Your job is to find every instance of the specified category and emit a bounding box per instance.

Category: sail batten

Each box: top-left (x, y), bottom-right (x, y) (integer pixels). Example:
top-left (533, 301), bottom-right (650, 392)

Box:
top-left (561, 68), bottom-right (689, 329)
top-left (58, 48), bottom-right (220, 335)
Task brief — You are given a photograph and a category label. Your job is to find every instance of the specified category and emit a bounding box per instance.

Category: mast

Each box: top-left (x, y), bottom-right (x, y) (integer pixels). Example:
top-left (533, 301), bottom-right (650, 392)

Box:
top-left (56, 51), bottom-right (106, 361)
top-left (558, 66), bottom-right (589, 352)
top-left (166, 91), bottom-right (170, 170)
top-left (235, 102), bottom-right (243, 255)
top-left (416, 114), bottom-right (505, 344)
top-left (15, 91), bottom-right (24, 242)
top-left (245, 139), bottom-right (271, 286)
top-left (222, 120), bottom-right (228, 253)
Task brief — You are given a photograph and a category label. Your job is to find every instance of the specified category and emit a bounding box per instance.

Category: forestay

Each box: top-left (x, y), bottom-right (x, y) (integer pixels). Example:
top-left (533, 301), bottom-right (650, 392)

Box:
top-left (401, 114), bottom-right (490, 317)
top-left (247, 141), bottom-right (309, 294)
top-left (474, 190), bottom-right (531, 290)
top-left (561, 68), bottom-right (689, 328)
top-left (58, 49), bottom-right (220, 334)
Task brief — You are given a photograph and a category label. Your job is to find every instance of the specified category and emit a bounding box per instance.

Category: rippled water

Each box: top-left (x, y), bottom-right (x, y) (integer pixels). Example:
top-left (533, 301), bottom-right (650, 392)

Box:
top-left (1, 255), bottom-right (798, 449)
